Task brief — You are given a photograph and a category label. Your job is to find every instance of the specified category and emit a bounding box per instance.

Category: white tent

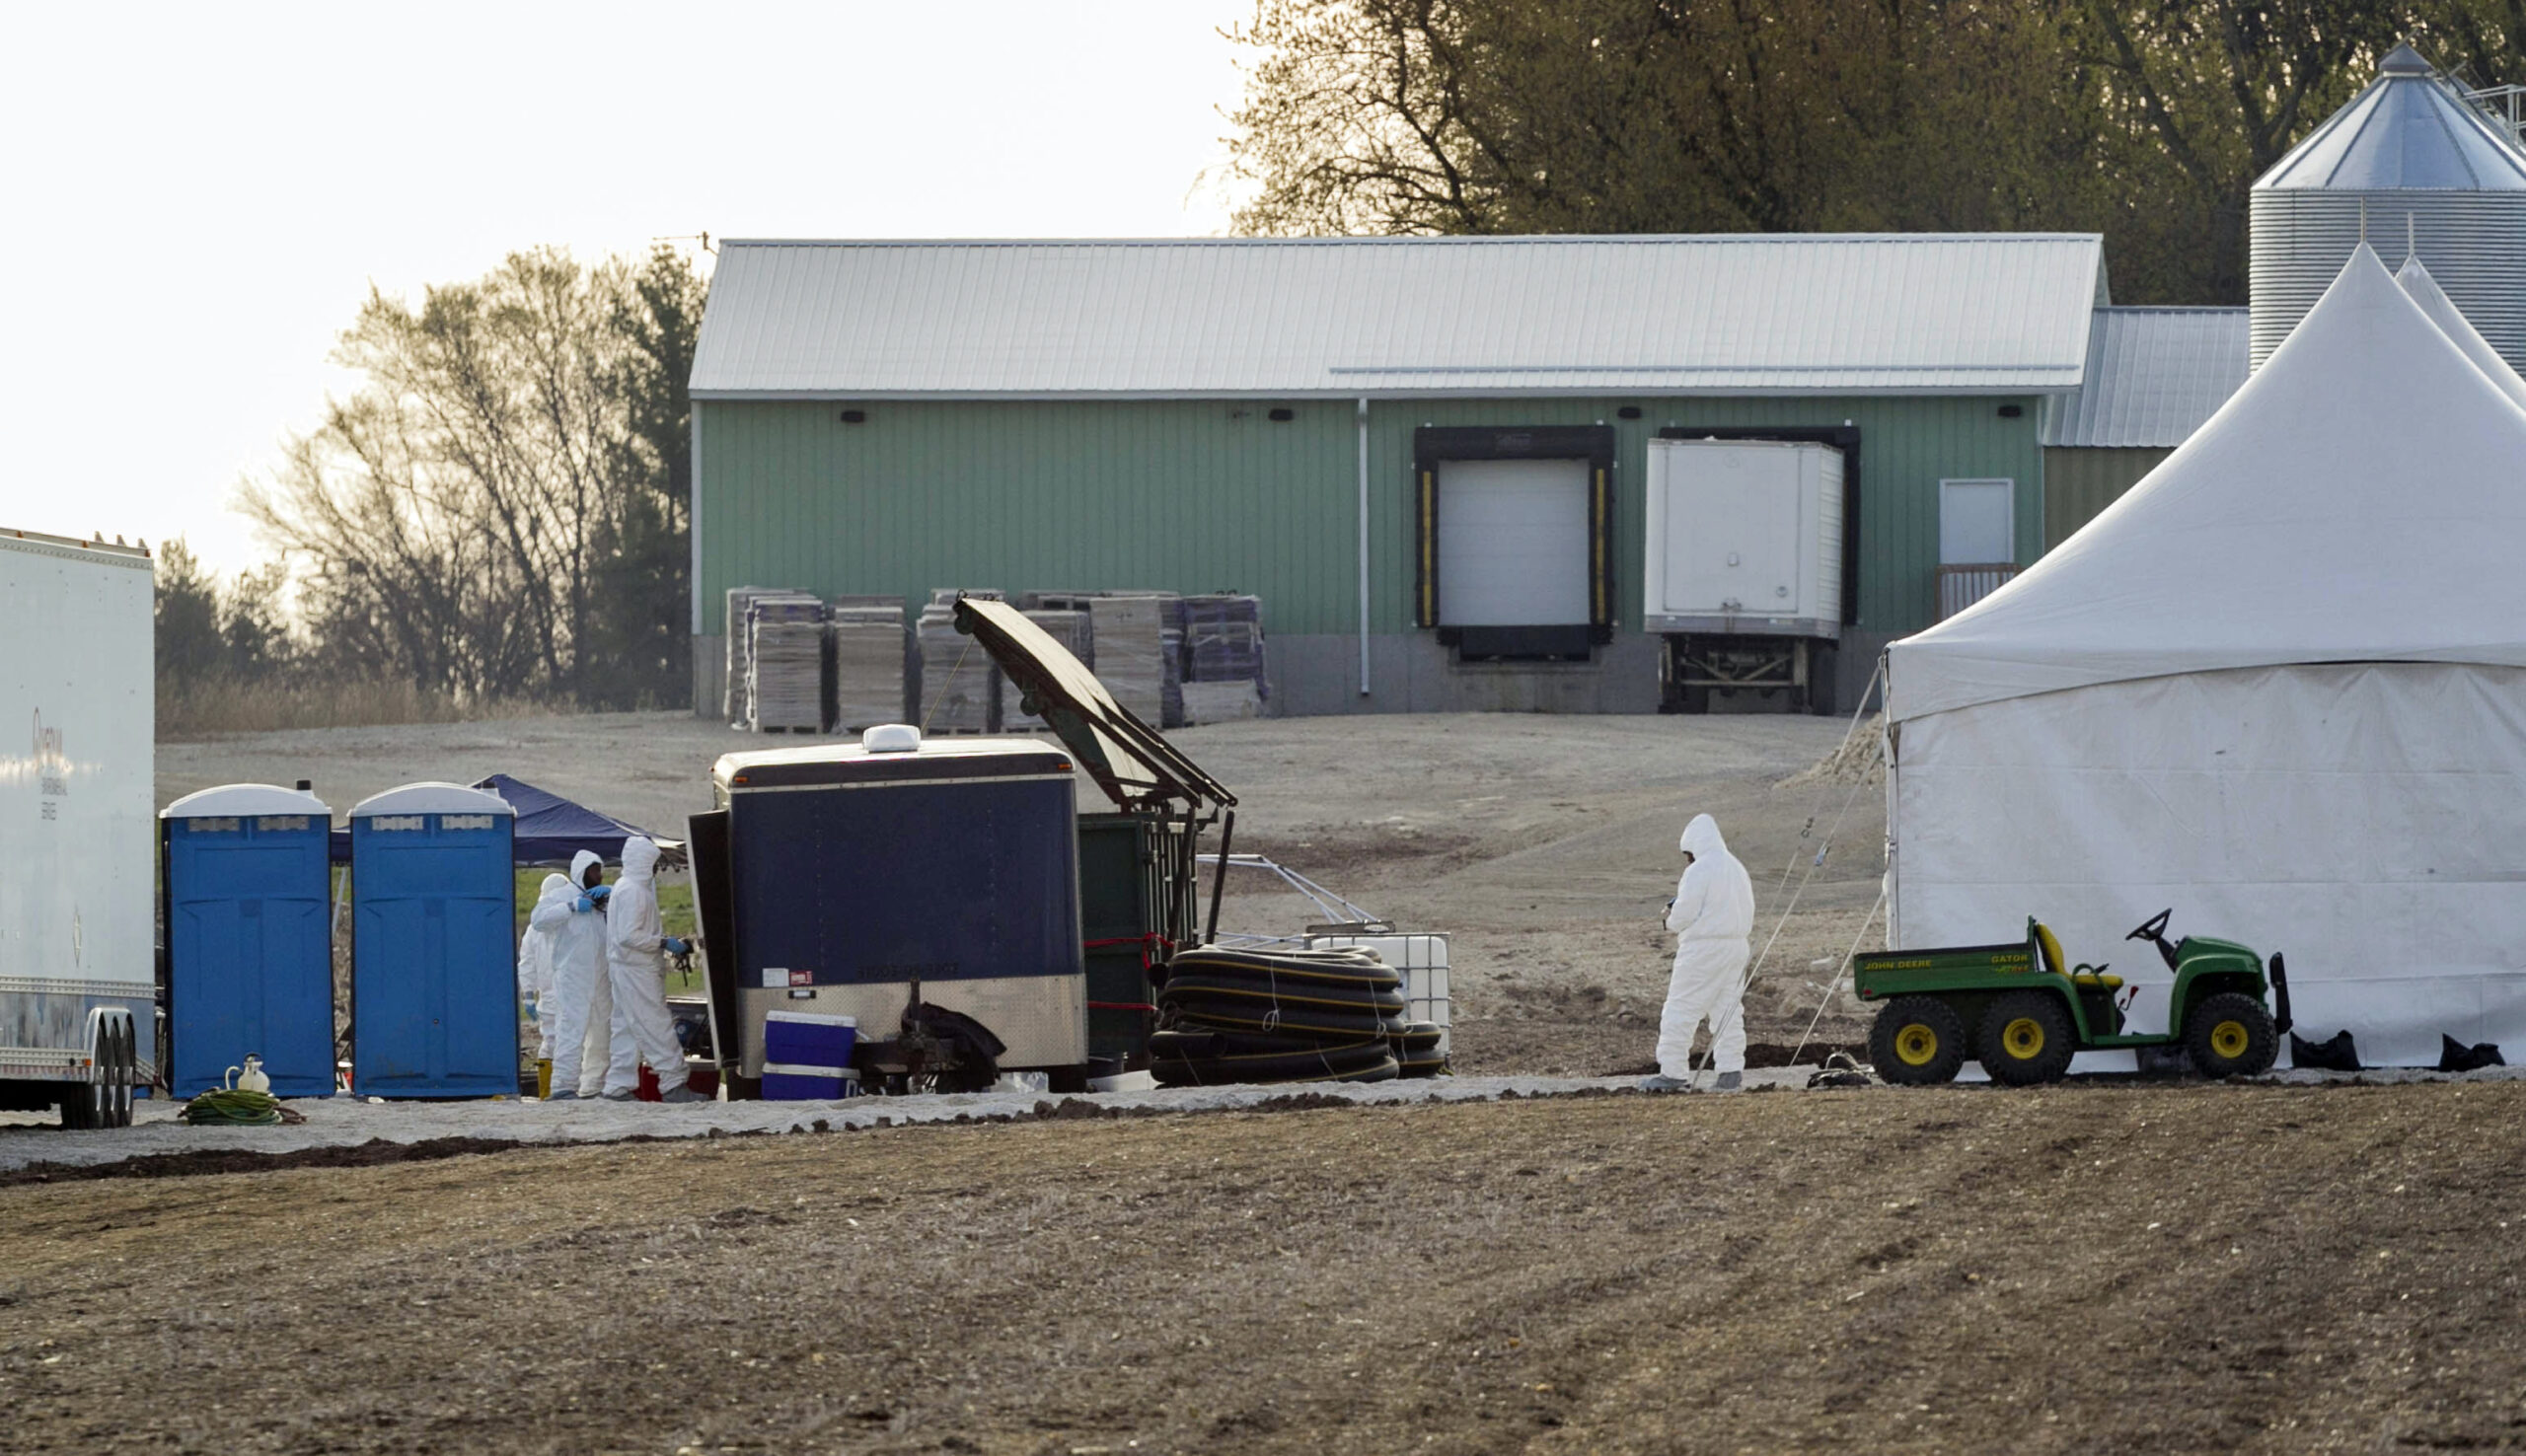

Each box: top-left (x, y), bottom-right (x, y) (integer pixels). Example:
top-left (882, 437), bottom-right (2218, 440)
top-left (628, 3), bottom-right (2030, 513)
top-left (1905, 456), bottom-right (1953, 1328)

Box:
top-left (2396, 254), bottom-right (2526, 411)
top-left (1885, 245), bottom-right (2526, 1066)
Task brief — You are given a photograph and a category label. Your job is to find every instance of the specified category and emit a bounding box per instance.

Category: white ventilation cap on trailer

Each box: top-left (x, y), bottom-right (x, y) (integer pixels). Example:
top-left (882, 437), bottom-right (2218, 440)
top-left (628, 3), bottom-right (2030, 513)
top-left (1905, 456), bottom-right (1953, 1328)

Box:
top-left (347, 782), bottom-right (515, 819)
top-left (860, 723), bottom-right (922, 754)
top-left (160, 783), bottom-right (333, 820)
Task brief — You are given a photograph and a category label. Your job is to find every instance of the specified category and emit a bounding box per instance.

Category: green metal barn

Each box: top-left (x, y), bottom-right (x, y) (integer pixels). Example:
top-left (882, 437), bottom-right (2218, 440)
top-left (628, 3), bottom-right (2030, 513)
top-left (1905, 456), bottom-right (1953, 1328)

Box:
top-left (687, 234), bottom-right (2115, 716)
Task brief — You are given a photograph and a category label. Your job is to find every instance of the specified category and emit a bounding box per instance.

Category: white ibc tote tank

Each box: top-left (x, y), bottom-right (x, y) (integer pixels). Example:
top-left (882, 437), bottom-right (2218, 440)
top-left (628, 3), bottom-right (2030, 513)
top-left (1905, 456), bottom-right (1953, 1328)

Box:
top-left (2250, 42), bottom-right (2526, 373)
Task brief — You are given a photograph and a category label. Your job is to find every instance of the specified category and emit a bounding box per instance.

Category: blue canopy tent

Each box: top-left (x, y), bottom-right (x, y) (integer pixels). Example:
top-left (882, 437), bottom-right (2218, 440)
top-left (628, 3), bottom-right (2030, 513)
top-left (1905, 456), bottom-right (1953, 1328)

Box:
top-left (324, 775), bottom-right (682, 867)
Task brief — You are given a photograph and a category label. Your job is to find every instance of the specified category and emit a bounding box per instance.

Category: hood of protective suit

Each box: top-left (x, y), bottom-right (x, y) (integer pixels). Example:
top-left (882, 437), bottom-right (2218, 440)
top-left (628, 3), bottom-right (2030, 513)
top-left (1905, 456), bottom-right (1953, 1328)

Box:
top-left (535, 872), bottom-right (575, 910)
top-left (620, 836), bottom-right (659, 882)
top-left (1679, 814), bottom-right (1728, 859)
top-left (570, 848), bottom-right (604, 887)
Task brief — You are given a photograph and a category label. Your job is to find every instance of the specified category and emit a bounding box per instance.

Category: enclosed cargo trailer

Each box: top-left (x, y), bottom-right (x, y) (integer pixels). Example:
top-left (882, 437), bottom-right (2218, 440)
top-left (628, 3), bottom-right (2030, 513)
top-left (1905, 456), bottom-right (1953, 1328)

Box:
top-left (0, 529), bottom-right (153, 1128)
top-left (1644, 436), bottom-right (1849, 714)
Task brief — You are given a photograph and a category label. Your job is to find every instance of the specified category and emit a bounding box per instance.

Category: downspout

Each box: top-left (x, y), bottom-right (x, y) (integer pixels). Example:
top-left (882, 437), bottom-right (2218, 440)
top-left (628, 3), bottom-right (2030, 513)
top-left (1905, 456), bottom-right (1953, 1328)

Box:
top-left (1357, 397), bottom-right (1371, 695)
top-left (687, 403), bottom-right (708, 715)
top-left (689, 403), bottom-right (706, 639)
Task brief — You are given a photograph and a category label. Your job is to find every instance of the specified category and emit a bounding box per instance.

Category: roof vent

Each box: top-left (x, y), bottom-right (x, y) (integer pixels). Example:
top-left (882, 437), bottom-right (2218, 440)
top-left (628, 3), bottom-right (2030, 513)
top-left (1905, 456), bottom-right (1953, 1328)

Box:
top-left (2379, 40), bottom-right (2433, 76)
top-left (861, 723), bottom-right (922, 754)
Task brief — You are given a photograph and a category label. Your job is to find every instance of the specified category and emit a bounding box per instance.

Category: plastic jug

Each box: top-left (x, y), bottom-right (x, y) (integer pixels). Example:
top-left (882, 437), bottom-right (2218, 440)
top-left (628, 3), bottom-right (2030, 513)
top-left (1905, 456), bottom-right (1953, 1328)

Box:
top-left (225, 1056), bottom-right (271, 1094)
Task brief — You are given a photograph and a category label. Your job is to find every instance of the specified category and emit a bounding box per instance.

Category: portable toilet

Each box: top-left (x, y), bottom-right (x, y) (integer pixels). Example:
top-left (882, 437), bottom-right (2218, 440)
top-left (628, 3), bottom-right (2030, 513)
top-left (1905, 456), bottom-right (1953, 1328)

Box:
top-left (348, 782), bottom-right (517, 1097)
top-left (159, 784), bottom-right (336, 1097)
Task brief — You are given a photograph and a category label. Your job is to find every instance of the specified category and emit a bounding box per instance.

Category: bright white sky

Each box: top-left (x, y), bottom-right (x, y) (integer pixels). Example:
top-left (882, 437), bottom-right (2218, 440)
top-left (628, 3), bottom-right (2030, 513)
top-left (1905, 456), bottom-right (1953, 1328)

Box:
top-left (0, 0), bottom-right (1255, 576)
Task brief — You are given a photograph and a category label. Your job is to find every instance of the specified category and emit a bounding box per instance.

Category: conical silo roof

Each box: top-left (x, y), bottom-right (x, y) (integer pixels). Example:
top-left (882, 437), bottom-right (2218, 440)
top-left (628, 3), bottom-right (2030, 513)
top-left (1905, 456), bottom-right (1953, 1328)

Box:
top-left (2257, 43), bottom-right (2526, 191)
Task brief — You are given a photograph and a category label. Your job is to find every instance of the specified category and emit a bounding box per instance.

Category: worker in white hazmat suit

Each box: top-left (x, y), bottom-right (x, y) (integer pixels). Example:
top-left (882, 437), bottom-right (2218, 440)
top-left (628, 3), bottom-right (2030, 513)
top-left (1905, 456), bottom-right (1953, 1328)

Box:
top-left (1643, 814), bottom-right (1755, 1093)
top-left (602, 836), bottom-right (706, 1103)
top-left (517, 873), bottom-right (571, 1061)
top-left (538, 849), bottom-right (614, 1101)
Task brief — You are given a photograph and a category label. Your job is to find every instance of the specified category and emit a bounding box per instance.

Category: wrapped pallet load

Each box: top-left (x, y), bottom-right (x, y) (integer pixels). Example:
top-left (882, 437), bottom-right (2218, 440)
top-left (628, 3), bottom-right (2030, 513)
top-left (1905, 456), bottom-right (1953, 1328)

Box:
top-left (1180, 594), bottom-right (1268, 724)
top-left (745, 595), bottom-right (826, 732)
top-left (721, 585), bottom-right (788, 724)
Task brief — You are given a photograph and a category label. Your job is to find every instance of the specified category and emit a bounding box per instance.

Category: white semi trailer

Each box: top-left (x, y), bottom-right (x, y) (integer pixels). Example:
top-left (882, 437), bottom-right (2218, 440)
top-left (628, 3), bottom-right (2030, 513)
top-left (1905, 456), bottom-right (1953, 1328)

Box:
top-left (0, 528), bottom-right (153, 1128)
top-left (1643, 436), bottom-right (1848, 715)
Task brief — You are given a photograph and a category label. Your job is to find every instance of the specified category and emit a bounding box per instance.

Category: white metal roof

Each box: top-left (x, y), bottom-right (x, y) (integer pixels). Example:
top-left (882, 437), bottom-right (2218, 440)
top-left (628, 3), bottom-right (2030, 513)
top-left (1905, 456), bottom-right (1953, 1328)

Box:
top-left (2042, 308), bottom-right (2249, 448)
top-left (2257, 46), bottom-right (2526, 191)
top-left (691, 235), bottom-right (2108, 400)
top-left (349, 782), bottom-right (515, 819)
top-left (161, 783), bottom-right (332, 820)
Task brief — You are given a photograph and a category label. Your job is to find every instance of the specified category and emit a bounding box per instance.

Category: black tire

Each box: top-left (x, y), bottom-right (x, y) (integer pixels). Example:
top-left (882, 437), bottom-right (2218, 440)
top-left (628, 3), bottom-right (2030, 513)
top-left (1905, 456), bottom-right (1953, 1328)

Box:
top-left (108, 1020), bottom-right (134, 1128)
top-left (2185, 992), bottom-right (2278, 1078)
top-left (1870, 996), bottom-right (1966, 1085)
top-left (1980, 990), bottom-right (2077, 1085)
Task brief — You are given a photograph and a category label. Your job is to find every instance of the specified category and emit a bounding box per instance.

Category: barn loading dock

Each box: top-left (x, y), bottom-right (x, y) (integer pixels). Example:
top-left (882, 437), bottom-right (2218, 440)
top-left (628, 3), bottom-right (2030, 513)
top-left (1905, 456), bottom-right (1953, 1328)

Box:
top-left (687, 234), bottom-right (2109, 716)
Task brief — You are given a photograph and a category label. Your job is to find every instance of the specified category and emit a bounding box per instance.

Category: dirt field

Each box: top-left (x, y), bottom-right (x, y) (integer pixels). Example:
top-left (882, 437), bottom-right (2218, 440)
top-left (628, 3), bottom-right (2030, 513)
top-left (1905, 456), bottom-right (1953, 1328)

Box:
top-left (157, 709), bottom-right (1887, 1077)
top-left (7, 1080), bottom-right (2521, 1454)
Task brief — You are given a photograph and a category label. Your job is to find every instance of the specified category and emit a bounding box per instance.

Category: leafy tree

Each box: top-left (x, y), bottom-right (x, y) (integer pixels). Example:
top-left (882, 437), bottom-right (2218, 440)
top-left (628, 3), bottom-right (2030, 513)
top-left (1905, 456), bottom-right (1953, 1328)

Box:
top-left (244, 246), bottom-right (708, 705)
top-left (1225, 0), bottom-right (2526, 304)
top-left (153, 539), bottom-right (224, 691)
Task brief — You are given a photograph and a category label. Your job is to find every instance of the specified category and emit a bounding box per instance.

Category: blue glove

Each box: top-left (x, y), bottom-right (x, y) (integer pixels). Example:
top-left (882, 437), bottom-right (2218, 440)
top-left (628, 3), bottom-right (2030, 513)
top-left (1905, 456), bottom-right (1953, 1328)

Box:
top-left (575, 894), bottom-right (595, 912)
top-left (586, 884), bottom-right (612, 903)
top-left (665, 936), bottom-right (690, 956)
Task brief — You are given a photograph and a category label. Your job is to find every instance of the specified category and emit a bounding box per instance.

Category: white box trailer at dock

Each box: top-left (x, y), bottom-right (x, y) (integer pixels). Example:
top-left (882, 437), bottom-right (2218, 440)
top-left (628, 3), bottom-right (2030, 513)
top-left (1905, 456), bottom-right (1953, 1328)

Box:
top-left (1644, 437), bottom-right (1847, 715)
top-left (0, 528), bottom-right (153, 1128)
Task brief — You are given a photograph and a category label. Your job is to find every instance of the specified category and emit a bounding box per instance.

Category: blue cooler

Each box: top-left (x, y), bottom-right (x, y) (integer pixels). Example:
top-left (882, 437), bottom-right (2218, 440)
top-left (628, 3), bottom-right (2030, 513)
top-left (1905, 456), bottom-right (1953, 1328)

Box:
top-left (765, 1011), bottom-right (856, 1066)
top-left (762, 1063), bottom-right (858, 1100)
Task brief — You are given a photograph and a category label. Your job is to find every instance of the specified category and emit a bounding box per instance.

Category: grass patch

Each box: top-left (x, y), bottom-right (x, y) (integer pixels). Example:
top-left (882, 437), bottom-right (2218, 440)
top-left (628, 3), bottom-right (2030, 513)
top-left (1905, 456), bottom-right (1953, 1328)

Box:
top-left (157, 676), bottom-right (553, 740)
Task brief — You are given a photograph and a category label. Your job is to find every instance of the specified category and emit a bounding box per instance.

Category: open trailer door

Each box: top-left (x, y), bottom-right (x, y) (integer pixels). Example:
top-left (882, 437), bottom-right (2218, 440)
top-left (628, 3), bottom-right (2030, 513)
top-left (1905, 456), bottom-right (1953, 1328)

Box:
top-left (953, 597), bottom-right (1238, 1070)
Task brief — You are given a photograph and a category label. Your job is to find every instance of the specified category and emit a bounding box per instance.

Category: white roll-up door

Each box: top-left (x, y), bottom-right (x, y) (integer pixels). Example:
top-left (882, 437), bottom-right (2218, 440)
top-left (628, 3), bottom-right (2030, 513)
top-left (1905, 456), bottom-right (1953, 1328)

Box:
top-left (1437, 458), bottom-right (1591, 625)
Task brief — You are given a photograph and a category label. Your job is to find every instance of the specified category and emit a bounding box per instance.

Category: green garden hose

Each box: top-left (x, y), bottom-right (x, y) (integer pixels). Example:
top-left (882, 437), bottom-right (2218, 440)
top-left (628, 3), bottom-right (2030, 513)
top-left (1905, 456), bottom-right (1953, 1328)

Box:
top-left (180, 1088), bottom-right (283, 1126)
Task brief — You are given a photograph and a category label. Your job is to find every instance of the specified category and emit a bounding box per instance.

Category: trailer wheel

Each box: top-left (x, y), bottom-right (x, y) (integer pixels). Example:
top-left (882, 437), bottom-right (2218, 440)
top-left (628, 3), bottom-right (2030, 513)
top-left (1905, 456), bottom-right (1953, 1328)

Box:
top-left (1870, 997), bottom-right (1966, 1085)
top-left (2184, 993), bottom-right (2278, 1079)
top-left (110, 1019), bottom-right (136, 1128)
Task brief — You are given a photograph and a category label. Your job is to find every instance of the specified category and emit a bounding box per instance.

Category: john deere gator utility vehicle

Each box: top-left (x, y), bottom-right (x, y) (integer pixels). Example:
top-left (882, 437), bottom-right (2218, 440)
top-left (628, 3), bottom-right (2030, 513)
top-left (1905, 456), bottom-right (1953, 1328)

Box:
top-left (1854, 910), bottom-right (2293, 1086)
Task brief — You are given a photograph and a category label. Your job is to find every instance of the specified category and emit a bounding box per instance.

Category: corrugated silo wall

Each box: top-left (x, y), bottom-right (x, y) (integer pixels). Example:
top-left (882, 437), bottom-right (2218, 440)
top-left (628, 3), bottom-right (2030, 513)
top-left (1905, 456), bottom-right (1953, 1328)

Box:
top-left (691, 396), bottom-right (2043, 716)
top-left (2251, 189), bottom-right (2526, 371)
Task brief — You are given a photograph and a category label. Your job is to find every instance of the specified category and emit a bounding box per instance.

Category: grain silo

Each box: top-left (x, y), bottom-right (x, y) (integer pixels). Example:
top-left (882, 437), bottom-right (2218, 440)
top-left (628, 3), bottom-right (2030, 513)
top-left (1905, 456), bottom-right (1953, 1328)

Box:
top-left (2250, 42), bottom-right (2526, 371)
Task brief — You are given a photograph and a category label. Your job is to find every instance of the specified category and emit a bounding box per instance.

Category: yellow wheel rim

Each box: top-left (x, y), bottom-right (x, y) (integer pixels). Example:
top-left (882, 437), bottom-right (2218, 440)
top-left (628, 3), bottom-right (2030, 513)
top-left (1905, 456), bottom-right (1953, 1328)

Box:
top-left (2001, 1017), bottom-right (2045, 1059)
top-left (2210, 1020), bottom-right (2250, 1059)
top-left (1894, 1024), bottom-right (1939, 1066)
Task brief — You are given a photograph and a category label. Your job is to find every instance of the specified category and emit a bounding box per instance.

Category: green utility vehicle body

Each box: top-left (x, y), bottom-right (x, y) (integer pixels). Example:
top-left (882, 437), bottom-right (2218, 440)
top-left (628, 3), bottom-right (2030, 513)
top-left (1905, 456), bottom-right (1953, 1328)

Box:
top-left (1852, 910), bottom-right (2294, 1084)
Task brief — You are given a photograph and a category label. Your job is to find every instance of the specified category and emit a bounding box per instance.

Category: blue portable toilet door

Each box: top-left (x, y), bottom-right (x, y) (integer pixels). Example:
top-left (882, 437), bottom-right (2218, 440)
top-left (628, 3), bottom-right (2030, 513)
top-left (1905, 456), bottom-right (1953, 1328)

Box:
top-left (349, 784), bottom-right (518, 1098)
top-left (161, 786), bottom-right (335, 1099)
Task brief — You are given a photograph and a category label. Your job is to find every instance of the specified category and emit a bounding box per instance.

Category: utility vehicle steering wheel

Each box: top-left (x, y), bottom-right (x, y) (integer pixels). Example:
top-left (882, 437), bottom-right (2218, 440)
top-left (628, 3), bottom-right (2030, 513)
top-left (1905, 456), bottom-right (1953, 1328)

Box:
top-left (2126, 909), bottom-right (2173, 944)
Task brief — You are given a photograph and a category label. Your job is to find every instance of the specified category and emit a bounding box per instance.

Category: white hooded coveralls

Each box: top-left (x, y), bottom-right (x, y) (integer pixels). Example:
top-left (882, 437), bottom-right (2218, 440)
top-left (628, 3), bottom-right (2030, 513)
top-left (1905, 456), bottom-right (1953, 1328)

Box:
top-left (518, 873), bottom-right (570, 1059)
top-left (603, 837), bottom-right (688, 1095)
top-left (537, 849), bottom-right (614, 1097)
top-left (1659, 814), bottom-right (1755, 1077)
